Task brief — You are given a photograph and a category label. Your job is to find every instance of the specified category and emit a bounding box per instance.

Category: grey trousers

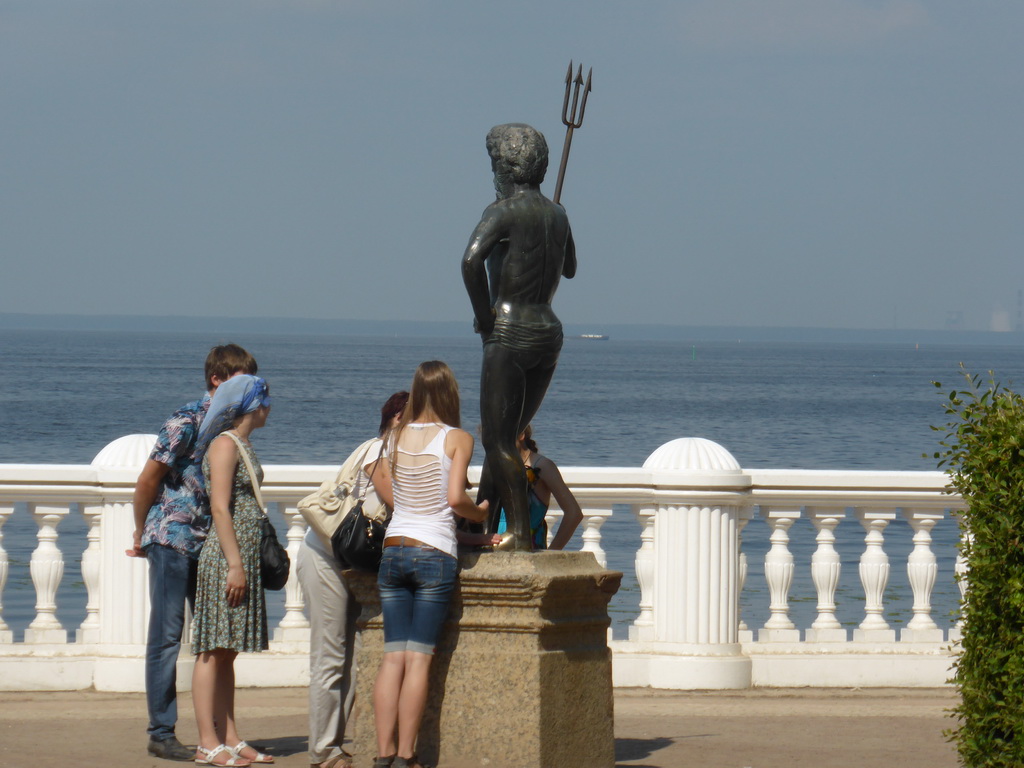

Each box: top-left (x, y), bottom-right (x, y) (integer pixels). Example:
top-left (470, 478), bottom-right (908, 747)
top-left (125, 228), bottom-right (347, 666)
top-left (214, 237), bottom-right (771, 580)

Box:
top-left (297, 539), bottom-right (361, 764)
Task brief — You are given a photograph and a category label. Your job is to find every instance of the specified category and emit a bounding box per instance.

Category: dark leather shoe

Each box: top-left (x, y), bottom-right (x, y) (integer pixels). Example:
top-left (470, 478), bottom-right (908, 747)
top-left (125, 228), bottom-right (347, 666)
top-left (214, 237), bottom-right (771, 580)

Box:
top-left (147, 736), bottom-right (194, 761)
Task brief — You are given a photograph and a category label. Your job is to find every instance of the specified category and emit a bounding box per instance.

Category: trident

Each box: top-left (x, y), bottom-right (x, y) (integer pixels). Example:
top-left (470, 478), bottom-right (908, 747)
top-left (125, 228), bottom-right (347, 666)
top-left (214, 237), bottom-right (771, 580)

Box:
top-left (552, 61), bottom-right (592, 205)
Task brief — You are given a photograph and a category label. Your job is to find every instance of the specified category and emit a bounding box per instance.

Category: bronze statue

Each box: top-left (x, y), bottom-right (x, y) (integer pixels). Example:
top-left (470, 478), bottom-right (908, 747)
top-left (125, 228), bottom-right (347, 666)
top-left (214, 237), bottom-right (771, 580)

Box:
top-left (462, 123), bottom-right (576, 551)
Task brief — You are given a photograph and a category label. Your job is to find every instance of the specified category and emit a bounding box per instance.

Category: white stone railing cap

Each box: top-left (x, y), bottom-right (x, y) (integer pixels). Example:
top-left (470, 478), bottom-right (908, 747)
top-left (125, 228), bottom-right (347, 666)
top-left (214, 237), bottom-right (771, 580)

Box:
top-left (88, 433), bottom-right (158, 485)
top-left (91, 434), bottom-right (158, 468)
top-left (643, 437), bottom-right (750, 490)
top-left (644, 437), bottom-right (742, 472)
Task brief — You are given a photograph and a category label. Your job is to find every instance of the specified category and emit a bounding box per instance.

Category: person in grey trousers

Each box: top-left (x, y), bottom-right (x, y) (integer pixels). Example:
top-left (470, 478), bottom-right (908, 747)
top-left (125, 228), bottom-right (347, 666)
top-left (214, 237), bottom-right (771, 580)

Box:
top-left (296, 391), bottom-right (407, 768)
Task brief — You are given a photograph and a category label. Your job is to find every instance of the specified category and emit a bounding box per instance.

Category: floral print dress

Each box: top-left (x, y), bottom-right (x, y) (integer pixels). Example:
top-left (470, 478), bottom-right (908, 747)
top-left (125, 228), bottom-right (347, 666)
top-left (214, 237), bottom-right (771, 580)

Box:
top-left (192, 439), bottom-right (268, 654)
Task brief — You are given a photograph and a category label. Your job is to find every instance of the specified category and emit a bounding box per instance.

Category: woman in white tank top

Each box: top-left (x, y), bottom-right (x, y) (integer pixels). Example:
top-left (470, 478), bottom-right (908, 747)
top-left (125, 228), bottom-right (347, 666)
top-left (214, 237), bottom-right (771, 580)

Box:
top-left (368, 361), bottom-right (488, 768)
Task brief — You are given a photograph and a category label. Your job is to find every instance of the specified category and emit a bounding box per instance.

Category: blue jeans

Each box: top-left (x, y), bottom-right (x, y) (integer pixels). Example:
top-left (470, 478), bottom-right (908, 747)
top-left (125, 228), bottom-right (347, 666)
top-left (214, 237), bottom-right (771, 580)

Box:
top-left (145, 544), bottom-right (198, 741)
top-left (378, 545), bottom-right (458, 655)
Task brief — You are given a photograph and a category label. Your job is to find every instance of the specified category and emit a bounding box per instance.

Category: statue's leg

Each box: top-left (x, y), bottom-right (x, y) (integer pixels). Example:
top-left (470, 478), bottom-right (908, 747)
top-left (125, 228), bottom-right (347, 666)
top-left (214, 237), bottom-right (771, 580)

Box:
top-left (475, 462), bottom-right (499, 534)
top-left (480, 343), bottom-right (531, 550)
top-left (518, 352), bottom-right (559, 436)
top-left (476, 349), bottom-right (500, 534)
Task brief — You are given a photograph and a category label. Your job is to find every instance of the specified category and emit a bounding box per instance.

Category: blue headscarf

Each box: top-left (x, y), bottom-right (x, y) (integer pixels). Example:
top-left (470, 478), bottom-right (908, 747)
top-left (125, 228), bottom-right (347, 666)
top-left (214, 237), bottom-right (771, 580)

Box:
top-left (194, 374), bottom-right (271, 457)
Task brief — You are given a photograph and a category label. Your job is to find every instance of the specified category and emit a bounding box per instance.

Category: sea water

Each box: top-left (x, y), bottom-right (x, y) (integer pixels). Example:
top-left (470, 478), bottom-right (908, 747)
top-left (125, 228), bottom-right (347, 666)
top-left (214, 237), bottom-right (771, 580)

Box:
top-left (2, 328), bottom-right (1023, 639)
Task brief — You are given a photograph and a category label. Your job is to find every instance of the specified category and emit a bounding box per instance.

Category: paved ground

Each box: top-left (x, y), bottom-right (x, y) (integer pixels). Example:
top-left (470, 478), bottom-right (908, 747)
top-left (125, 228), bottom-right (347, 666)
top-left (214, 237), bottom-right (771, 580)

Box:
top-left (0, 687), bottom-right (959, 768)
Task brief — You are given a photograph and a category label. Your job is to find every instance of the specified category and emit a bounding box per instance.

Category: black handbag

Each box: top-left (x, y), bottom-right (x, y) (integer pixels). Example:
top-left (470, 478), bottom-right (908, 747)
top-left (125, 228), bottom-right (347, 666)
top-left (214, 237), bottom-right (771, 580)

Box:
top-left (331, 499), bottom-right (387, 572)
top-left (330, 442), bottom-right (389, 572)
top-left (259, 515), bottom-right (291, 591)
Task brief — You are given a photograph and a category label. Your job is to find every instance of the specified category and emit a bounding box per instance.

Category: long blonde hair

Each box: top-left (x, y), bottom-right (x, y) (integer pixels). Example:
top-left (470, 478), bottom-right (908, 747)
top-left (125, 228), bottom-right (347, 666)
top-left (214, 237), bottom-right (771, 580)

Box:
top-left (389, 361), bottom-right (461, 469)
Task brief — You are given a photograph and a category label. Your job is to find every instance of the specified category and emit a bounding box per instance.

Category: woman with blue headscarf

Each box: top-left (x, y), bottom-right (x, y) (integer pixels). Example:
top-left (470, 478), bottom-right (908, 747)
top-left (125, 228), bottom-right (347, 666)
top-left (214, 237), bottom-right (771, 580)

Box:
top-left (189, 374), bottom-right (275, 766)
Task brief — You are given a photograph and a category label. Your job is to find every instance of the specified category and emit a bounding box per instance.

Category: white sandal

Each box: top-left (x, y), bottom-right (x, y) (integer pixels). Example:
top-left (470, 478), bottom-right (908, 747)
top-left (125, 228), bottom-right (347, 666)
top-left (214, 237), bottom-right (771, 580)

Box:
top-left (195, 744), bottom-right (252, 766)
top-left (229, 741), bottom-right (274, 764)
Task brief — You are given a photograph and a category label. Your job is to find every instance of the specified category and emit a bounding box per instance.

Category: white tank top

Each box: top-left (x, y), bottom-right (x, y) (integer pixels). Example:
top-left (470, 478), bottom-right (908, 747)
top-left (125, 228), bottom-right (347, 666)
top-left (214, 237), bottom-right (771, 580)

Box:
top-left (385, 423), bottom-right (458, 558)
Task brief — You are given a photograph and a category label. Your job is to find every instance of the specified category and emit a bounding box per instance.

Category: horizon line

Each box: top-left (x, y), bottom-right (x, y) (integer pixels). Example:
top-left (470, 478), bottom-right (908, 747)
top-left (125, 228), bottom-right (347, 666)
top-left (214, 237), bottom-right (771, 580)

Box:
top-left (2, 311), bottom-right (1022, 345)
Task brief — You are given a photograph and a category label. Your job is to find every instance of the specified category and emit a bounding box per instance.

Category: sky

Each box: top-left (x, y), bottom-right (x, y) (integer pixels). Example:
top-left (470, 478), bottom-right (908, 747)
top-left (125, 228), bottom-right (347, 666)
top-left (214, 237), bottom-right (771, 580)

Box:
top-left (2, 1), bottom-right (1022, 332)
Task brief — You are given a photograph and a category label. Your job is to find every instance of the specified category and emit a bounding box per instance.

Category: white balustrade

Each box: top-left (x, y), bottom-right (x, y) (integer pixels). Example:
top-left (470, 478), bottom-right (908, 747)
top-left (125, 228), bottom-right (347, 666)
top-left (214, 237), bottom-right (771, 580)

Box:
top-left (629, 504), bottom-right (655, 643)
top-left (758, 508), bottom-right (800, 642)
top-left (853, 508), bottom-right (896, 643)
top-left (736, 512), bottom-right (751, 641)
top-left (77, 503), bottom-right (104, 644)
top-left (579, 508), bottom-right (609, 568)
top-left (25, 503), bottom-right (69, 644)
top-left (902, 509), bottom-right (944, 643)
top-left (99, 501), bottom-right (150, 646)
top-left (0, 435), bottom-right (968, 691)
top-left (91, 436), bottom-right (159, 650)
top-left (0, 503), bottom-right (12, 643)
top-left (543, 508), bottom-right (561, 549)
top-left (273, 503), bottom-right (311, 643)
top-left (950, 523), bottom-right (970, 643)
top-left (806, 508), bottom-right (845, 642)
top-left (615, 438), bottom-right (751, 690)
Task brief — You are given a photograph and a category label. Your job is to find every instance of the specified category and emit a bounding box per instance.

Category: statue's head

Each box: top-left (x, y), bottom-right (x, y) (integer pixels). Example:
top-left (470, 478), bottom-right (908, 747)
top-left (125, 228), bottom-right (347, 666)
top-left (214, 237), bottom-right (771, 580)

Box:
top-left (487, 123), bottom-right (548, 196)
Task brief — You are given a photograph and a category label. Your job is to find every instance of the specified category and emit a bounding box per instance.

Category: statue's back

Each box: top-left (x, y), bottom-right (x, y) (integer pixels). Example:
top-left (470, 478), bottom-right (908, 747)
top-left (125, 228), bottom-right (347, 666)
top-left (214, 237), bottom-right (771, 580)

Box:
top-left (490, 191), bottom-right (571, 308)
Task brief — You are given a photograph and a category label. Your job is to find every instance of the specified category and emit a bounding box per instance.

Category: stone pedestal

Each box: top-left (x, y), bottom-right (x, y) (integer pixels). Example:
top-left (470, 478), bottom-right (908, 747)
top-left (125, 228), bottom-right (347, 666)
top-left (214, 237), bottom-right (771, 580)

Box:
top-left (346, 551), bottom-right (621, 768)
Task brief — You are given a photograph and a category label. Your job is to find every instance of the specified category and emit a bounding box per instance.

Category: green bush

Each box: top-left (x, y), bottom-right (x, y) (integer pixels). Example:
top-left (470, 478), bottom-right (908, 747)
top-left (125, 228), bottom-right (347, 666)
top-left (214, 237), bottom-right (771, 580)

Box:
top-left (934, 367), bottom-right (1024, 767)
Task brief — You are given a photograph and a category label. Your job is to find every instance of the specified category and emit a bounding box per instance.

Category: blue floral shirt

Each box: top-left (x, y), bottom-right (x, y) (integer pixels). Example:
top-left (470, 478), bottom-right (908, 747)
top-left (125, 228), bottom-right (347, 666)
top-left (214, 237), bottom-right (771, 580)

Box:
top-left (141, 395), bottom-right (212, 558)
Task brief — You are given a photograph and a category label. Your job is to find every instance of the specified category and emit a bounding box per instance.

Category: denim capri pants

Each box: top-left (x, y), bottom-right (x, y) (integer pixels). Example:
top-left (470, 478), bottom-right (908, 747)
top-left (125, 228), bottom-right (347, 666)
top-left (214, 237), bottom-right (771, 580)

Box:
top-left (377, 544), bottom-right (458, 655)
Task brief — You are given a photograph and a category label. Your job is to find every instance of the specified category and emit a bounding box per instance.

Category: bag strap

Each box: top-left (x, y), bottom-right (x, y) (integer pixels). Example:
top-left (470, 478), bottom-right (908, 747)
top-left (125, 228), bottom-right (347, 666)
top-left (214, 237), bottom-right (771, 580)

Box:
top-left (358, 439), bottom-right (387, 503)
top-left (352, 440), bottom-right (377, 502)
top-left (222, 431), bottom-right (266, 514)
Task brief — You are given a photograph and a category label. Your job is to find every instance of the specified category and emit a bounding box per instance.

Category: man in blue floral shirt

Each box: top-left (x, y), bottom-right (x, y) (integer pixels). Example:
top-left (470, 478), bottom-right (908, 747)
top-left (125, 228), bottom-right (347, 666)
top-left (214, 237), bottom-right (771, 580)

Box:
top-left (128, 343), bottom-right (258, 761)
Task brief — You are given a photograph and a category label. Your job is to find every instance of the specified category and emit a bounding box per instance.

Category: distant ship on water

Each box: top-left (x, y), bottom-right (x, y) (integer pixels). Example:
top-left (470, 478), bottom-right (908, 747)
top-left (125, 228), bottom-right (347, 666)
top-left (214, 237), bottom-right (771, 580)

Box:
top-left (577, 333), bottom-right (609, 340)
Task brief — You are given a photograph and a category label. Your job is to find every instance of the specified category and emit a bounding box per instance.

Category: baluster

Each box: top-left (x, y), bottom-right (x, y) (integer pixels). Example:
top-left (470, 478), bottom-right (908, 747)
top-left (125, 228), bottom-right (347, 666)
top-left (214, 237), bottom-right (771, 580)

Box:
top-left (950, 522), bottom-right (970, 643)
top-left (758, 509), bottom-right (800, 642)
top-left (273, 504), bottom-right (311, 643)
top-left (630, 505), bottom-right (655, 643)
top-left (737, 511), bottom-right (752, 643)
top-left (806, 510), bottom-right (846, 642)
top-left (853, 509), bottom-right (896, 642)
top-left (543, 509), bottom-right (562, 549)
top-left (0, 504), bottom-right (12, 643)
top-left (25, 503), bottom-right (68, 643)
top-left (76, 503), bottom-right (104, 644)
top-left (579, 509), bottom-right (607, 568)
top-left (902, 510), bottom-right (944, 643)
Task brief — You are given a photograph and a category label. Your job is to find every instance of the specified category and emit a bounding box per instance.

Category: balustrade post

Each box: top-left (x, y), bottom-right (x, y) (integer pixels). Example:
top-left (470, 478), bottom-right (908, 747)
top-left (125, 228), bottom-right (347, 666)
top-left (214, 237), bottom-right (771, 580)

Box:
top-left (76, 503), bottom-right (104, 644)
top-left (580, 509), bottom-right (608, 568)
top-left (758, 508), bottom-right (800, 642)
top-left (0, 503), bottom-right (12, 643)
top-left (25, 503), bottom-right (69, 644)
top-left (623, 437), bottom-right (751, 689)
top-left (853, 508), bottom-right (896, 643)
top-left (805, 509), bottom-right (846, 642)
top-left (95, 501), bottom-right (150, 646)
top-left (90, 434), bottom-right (161, 651)
top-left (273, 504), bottom-right (311, 644)
top-left (901, 510), bottom-right (944, 643)
top-left (629, 504), bottom-right (655, 643)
